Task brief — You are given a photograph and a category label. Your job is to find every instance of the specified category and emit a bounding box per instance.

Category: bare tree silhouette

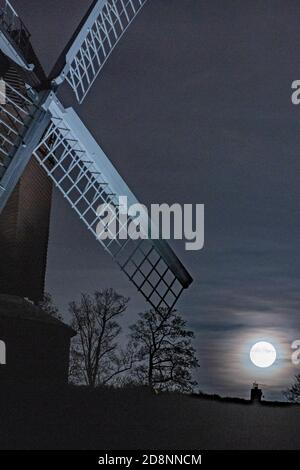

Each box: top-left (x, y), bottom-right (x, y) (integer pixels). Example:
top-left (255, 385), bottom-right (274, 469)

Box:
top-left (69, 288), bottom-right (131, 387)
top-left (129, 308), bottom-right (199, 392)
top-left (284, 375), bottom-right (300, 403)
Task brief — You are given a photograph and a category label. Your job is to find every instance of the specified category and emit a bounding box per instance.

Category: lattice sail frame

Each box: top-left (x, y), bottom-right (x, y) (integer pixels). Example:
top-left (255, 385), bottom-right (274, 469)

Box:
top-left (0, 72), bottom-right (50, 213)
top-left (33, 98), bottom-right (190, 311)
top-left (0, 0), bottom-right (33, 70)
top-left (52, 0), bottom-right (148, 103)
top-left (0, 76), bottom-right (40, 186)
top-left (0, 0), bottom-right (193, 311)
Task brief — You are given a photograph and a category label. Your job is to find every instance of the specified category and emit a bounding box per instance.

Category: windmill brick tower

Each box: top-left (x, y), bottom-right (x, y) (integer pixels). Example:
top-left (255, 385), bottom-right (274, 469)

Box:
top-left (0, 19), bottom-right (51, 304)
top-left (0, 158), bottom-right (52, 303)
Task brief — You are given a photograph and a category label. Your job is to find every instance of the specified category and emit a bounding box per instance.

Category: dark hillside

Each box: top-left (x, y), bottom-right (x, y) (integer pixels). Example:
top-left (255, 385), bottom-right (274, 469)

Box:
top-left (0, 386), bottom-right (299, 450)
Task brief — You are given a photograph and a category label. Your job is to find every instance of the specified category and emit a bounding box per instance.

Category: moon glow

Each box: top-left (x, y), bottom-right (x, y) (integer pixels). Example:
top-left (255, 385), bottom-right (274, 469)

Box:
top-left (250, 341), bottom-right (277, 368)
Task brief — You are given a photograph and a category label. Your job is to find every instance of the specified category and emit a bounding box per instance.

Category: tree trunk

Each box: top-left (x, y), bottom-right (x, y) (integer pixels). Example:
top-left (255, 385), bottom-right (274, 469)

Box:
top-left (148, 353), bottom-right (153, 390)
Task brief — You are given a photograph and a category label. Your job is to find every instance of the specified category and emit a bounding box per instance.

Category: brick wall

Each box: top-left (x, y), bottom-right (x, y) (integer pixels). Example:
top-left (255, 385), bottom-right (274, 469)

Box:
top-left (0, 157), bottom-right (52, 303)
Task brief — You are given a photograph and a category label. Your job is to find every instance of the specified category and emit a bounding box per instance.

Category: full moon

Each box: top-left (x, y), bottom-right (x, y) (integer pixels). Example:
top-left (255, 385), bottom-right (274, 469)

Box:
top-left (250, 341), bottom-right (277, 368)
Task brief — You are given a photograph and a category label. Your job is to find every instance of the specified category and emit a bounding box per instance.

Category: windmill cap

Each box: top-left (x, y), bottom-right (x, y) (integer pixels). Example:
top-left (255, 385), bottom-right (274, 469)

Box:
top-left (0, 294), bottom-right (75, 337)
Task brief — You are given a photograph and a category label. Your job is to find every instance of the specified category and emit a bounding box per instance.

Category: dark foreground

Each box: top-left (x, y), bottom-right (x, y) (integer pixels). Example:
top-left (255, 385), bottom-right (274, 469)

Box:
top-left (0, 386), bottom-right (299, 450)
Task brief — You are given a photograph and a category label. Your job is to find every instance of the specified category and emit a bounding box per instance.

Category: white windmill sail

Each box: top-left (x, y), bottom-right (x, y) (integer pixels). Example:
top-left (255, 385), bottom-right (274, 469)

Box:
top-left (0, 1), bottom-right (48, 212)
top-left (0, 55), bottom-right (50, 213)
top-left (0, 1), bottom-right (46, 82)
top-left (34, 97), bottom-right (192, 311)
top-left (51, 0), bottom-right (148, 103)
top-left (0, 0), bottom-right (33, 70)
top-left (0, 0), bottom-right (193, 310)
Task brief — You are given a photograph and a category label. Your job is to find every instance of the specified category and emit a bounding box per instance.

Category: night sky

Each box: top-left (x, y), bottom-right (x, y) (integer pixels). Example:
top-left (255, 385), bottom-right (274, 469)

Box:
top-left (14, 0), bottom-right (300, 399)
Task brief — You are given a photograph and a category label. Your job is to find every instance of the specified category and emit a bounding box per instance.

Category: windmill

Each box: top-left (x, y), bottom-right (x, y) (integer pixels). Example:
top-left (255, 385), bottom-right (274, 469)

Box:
top-left (0, 0), bottom-right (193, 312)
